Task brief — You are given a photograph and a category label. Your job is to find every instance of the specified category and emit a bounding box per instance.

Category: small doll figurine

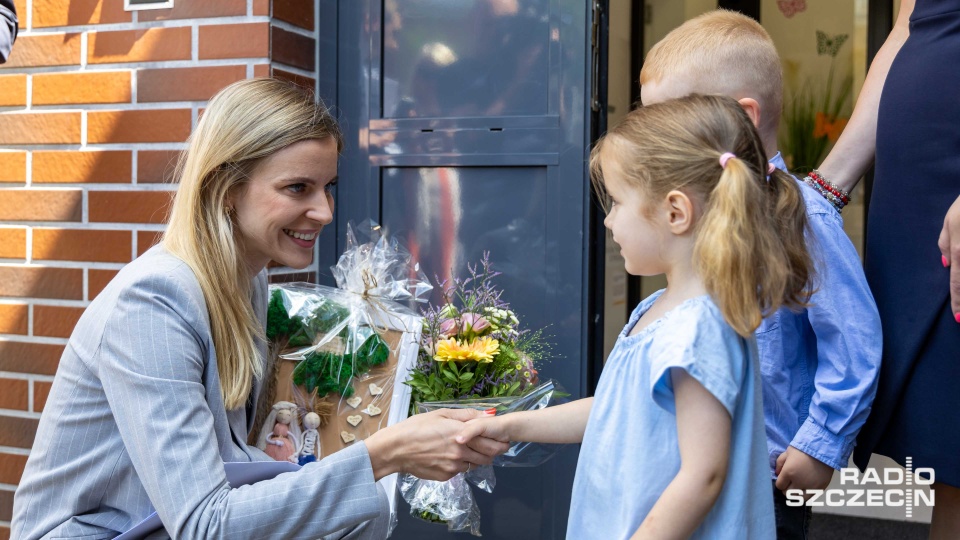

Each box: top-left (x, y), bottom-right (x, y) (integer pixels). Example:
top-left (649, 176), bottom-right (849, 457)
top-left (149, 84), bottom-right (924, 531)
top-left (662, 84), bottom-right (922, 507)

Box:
top-left (296, 412), bottom-right (321, 466)
top-left (256, 401), bottom-right (301, 463)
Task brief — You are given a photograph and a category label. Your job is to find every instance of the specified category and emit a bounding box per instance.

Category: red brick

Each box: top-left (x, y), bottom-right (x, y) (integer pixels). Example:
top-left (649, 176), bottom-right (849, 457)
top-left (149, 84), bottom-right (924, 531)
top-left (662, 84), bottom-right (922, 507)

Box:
top-left (137, 230), bottom-right (163, 256)
top-left (88, 27), bottom-right (191, 65)
top-left (253, 64), bottom-right (270, 78)
top-left (0, 379), bottom-right (28, 410)
top-left (0, 304), bottom-right (27, 335)
top-left (32, 0), bottom-right (132, 27)
top-left (33, 71), bottom-right (131, 105)
top-left (89, 191), bottom-right (174, 224)
top-left (0, 112), bottom-right (82, 145)
top-left (0, 228), bottom-right (26, 259)
top-left (0, 266), bottom-right (84, 300)
top-left (273, 0), bottom-right (314, 30)
top-left (0, 488), bottom-right (12, 523)
top-left (34, 305), bottom-right (85, 339)
top-left (138, 65), bottom-right (247, 102)
top-left (34, 380), bottom-right (52, 412)
top-left (199, 23), bottom-right (270, 60)
top-left (0, 33), bottom-right (82, 69)
top-left (253, 0), bottom-right (270, 16)
top-left (0, 152), bottom-right (26, 183)
top-left (33, 151), bottom-right (132, 184)
top-left (0, 74), bottom-right (26, 107)
top-left (0, 415), bottom-right (40, 449)
top-left (87, 109), bottom-right (192, 144)
top-left (89, 269), bottom-right (119, 300)
top-left (0, 341), bottom-right (64, 376)
top-left (139, 0), bottom-right (246, 21)
top-left (0, 453), bottom-right (28, 485)
top-left (271, 68), bottom-right (315, 91)
top-left (138, 150), bottom-right (181, 184)
top-left (271, 26), bottom-right (315, 71)
top-left (0, 190), bottom-right (82, 222)
top-left (33, 229), bottom-right (132, 263)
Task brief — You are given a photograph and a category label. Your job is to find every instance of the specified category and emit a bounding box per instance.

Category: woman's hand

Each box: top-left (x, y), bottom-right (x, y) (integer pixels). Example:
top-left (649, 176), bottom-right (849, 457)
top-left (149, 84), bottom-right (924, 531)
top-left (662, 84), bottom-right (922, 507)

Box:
top-left (938, 194), bottom-right (960, 322)
top-left (364, 408), bottom-right (509, 481)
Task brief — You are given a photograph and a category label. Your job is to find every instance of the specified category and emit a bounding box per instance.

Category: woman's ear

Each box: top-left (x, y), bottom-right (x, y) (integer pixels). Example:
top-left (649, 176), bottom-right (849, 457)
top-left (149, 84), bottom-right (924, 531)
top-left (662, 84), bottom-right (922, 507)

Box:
top-left (737, 97), bottom-right (762, 131)
top-left (664, 190), bottom-right (695, 235)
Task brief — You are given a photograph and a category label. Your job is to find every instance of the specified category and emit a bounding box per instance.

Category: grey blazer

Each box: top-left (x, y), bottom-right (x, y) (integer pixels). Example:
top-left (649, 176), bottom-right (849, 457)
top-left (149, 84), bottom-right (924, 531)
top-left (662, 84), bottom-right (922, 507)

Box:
top-left (12, 245), bottom-right (389, 539)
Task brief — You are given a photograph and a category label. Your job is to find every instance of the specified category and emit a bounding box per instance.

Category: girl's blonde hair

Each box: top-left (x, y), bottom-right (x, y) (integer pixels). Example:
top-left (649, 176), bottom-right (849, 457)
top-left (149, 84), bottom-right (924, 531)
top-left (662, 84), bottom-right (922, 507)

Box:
top-left (163, 78), bottom-right (343, 410)
top-left (591, 94), bottom-right (813, 337)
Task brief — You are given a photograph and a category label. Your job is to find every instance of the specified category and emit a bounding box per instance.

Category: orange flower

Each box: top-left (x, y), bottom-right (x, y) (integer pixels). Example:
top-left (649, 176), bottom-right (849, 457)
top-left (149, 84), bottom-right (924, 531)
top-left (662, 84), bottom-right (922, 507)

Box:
top-left (814, 112), bottom-right (849, 142)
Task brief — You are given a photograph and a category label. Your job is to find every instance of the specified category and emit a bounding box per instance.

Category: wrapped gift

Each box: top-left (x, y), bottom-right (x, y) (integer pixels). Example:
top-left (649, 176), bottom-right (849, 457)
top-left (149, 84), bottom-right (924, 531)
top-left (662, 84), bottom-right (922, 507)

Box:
top-left (258, 221), bottom-right (430, 524)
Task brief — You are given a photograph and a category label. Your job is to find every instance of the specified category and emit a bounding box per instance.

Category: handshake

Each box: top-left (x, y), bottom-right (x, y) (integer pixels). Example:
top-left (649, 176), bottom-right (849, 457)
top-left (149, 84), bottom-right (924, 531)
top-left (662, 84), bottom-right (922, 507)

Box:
top-left (363, 408), bottom-right (514, 482)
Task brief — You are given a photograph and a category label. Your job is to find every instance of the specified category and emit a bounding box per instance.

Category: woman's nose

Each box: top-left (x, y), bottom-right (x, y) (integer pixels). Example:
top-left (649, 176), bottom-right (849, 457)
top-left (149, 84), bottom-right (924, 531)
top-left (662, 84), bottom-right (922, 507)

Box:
top-left (306, 193), bottom-right (334, 225)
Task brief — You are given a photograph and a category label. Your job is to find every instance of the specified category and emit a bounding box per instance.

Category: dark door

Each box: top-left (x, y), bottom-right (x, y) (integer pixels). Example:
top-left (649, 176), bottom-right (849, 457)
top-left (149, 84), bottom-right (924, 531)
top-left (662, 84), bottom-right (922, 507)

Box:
top-left (319, 1), bottom-right (600, 537)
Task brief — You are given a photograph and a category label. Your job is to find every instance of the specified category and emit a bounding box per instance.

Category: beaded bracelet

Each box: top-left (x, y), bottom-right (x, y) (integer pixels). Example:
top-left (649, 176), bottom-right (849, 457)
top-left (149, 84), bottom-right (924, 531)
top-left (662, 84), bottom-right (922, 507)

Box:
top-left (804, 169), bottom-right (850, 213)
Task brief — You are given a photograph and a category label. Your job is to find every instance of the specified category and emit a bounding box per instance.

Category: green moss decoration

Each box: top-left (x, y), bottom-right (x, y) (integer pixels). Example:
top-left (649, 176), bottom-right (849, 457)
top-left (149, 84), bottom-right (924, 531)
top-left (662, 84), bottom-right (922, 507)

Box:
top-left (291, 333), bottom-right (390, 398)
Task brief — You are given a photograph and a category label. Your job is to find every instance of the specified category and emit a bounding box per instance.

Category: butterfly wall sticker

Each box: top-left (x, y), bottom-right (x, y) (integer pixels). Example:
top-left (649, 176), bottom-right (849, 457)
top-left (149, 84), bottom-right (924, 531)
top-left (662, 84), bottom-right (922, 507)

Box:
top-left (777, 0), bottom-right (807, 18)
top-left (817, 30), bottom-right (849, 58)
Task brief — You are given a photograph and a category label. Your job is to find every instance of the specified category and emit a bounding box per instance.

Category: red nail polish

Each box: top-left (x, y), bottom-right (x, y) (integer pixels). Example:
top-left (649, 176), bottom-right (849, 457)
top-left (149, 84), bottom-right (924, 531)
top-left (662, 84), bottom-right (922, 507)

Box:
top-left (484, 407), bottom-right (497, 415)
top-left (955, 313), bottom-right (960, 324)
top-left (944, 255), bottom-right (951, 268)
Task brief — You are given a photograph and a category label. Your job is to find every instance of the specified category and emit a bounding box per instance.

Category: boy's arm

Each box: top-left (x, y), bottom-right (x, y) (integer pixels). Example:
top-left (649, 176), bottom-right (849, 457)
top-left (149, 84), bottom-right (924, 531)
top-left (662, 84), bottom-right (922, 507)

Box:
top-left (631, 369), bottom-right (730, 540)
top-left (816, 0), bottom-right (914, 193)
top-left (786, 210), bottom-right (882, 476)
top-left (457, 397), bottom-right (593, 446)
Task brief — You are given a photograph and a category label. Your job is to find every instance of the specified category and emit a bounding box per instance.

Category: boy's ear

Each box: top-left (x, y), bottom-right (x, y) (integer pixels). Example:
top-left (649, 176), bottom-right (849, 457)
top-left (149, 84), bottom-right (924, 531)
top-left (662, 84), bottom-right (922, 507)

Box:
top-left (663, 190), bottom-right (695, 235)
top-left (737, 97), bottom-right (762, 131)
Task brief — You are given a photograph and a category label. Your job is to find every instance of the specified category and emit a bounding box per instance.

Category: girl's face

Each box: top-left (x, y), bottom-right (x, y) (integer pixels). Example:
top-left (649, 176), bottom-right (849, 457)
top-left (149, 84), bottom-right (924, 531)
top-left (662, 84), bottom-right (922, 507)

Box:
top-left (232, 138), bottom-right (338, 274)
top-left (600, 151), bottom-right (669, 276)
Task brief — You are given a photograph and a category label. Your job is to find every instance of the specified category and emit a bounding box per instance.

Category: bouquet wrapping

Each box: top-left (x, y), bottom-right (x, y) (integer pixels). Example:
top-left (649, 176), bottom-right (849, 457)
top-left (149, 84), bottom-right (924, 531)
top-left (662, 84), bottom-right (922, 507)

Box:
top-left (259, 221), bottom-right (431, 527)
top-left (400, 255), bottom-right (565, 536)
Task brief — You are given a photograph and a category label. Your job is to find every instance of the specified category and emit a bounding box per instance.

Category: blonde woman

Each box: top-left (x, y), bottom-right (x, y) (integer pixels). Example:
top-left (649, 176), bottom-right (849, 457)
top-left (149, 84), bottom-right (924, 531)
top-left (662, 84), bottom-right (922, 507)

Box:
top-left (12, 78), bottom-right (508, 540)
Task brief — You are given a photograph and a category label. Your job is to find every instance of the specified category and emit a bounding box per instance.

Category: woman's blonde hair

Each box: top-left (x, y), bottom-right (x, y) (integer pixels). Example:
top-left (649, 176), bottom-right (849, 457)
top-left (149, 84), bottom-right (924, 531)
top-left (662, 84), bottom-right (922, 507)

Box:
top-left (163, 78), bottom-right (343, 410)
top-left (591, 94), bottom-right (813, 337)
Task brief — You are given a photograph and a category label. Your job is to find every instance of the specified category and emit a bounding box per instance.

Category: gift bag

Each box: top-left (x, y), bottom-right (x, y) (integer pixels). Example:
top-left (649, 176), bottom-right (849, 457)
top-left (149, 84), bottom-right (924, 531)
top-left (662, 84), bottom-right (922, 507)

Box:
top-left (260, 221), bottom-right (431, 528)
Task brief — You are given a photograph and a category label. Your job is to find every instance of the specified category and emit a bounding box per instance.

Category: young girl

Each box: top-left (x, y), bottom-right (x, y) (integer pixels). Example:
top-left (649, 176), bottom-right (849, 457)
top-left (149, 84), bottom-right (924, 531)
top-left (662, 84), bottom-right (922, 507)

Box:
top-left (457, 94), bottom-right (814, 539)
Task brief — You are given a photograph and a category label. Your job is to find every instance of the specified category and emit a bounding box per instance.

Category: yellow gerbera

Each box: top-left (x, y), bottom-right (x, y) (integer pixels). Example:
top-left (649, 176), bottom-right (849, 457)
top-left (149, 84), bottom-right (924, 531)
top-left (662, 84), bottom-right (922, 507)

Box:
top-left (434, 337), bottom-right (500, 363)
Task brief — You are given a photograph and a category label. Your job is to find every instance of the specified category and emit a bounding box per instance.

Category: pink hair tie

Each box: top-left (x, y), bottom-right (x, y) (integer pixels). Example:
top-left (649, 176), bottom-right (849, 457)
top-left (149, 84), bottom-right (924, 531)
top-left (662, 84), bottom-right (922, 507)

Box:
top-left (767, 163), bottom-right (777, 175)
top-left (719, 152), bottom-right (736, 169)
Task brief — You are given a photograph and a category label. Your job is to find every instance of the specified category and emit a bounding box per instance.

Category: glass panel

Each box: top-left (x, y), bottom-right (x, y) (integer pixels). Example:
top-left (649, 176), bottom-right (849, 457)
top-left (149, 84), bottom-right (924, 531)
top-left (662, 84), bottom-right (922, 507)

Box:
top-left (381, 166), bottom-right (549, 324)
top-left (762, 0), bottom-right (868, 257)
top-left (382, 0), bottom-right (551, 118)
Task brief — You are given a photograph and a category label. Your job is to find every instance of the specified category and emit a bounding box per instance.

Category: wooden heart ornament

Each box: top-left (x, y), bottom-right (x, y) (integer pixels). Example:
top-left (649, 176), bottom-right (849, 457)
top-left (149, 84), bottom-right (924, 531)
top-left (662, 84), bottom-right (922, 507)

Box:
top-left (346, 396), bottom-right (363, 409)
top-left (368, 383), bottom-right (384, 396)
top-left (347, 415), bottom-right (363, 427)
top-left (363, 405), bottom-right (382, 417)
top-left (340, 431), bottom-right (356, 444)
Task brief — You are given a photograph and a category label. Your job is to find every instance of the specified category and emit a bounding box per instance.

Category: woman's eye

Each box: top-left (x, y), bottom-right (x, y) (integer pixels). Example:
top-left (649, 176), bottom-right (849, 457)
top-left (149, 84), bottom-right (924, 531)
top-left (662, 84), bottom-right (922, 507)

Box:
top-left (324, 180), bottom-right (338, 194)
top-left (286, 183), bottom-right (307, 194)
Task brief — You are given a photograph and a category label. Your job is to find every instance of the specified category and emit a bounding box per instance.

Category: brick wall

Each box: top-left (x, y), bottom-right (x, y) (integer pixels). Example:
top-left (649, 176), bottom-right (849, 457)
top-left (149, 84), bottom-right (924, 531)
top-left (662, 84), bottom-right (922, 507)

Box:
top-left (0, 0), bottom-right (319, 534)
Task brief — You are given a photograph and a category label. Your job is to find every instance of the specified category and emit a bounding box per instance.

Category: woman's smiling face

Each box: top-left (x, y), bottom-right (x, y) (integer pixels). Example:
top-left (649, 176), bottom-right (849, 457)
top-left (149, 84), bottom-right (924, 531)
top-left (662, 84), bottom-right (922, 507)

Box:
top-left (231, 137), bottom-right (339, 274)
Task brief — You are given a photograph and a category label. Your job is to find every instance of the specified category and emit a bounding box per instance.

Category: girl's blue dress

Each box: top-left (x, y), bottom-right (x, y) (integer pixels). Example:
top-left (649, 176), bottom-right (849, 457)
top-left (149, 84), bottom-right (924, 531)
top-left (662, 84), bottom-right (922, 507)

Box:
top-left (567, 291), bottom-right (775, 539)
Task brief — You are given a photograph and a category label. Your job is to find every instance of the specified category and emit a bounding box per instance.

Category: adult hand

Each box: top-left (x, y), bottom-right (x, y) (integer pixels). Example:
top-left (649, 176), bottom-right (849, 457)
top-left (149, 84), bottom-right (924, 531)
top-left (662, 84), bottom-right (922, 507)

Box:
top-left (938, 194), bottom-right (960, 321)
top-left (774, 446), bottom-right (835, 499)
top-left (365, 408), bottom-right (508, 482)
top-left (455, 415), bottom-right (512, 446)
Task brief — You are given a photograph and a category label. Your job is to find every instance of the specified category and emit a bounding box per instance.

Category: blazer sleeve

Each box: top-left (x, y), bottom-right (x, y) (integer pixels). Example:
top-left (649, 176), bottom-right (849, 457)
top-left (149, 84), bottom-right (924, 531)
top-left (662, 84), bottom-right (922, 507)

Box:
top-left (99, 270), bottom-right (386, 538)
top-left (0, 0), bottom-right (17, 64)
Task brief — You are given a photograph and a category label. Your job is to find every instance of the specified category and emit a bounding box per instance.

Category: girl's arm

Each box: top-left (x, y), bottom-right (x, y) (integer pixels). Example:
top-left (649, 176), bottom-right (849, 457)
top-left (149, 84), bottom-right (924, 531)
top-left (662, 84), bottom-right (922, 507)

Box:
top-left (455, 397), bottom-right (593, 446)
top-left (816, 0), bottom-right (914, 192)
top-left (631, 369), bottom-right (731, 540)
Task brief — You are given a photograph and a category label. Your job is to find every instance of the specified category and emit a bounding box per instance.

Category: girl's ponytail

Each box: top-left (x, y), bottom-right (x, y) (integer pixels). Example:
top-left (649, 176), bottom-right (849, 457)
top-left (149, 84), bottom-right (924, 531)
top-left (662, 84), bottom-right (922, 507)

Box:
top-left (695, 158), bottom-right (813, 337)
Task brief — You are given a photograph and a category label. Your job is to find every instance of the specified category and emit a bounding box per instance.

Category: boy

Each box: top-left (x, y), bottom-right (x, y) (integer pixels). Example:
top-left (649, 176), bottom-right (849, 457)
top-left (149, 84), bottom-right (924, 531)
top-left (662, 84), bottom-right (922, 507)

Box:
top-left (638, 10), bottom-right (882, 539)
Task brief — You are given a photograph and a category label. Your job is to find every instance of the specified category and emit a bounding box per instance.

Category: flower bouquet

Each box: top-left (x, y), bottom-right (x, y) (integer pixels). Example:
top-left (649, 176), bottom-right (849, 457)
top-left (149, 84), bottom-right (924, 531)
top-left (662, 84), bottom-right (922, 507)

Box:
top-left (400, 254), bottom-right (566, 536)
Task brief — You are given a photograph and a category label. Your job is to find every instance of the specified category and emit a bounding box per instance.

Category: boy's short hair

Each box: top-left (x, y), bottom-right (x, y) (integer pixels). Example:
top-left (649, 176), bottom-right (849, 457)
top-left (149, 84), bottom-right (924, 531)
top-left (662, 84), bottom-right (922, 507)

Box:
top-left (640, 10), bottom-right (782, 139)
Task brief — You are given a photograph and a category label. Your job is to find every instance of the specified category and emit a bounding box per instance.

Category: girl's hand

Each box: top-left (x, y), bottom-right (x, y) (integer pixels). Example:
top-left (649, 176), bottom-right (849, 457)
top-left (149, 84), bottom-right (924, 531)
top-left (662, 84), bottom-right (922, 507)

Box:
top-left (774, 446), bottom-right (834, 498)
top-left (937, 194), bottom-right (960, 322)
top-left (455, 414), bottom-right (512, 446)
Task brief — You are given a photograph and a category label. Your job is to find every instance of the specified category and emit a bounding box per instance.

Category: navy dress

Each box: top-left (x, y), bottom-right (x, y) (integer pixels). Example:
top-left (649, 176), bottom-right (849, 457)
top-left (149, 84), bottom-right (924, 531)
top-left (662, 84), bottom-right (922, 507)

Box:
top-left (853, 0), bottom-right (960, 486)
